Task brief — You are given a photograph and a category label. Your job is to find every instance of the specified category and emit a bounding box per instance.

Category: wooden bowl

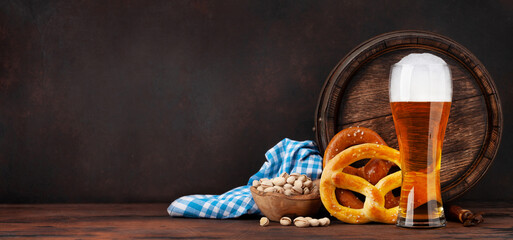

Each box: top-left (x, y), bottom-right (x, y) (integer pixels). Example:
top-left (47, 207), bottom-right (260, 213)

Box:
top-left (250, 180), bottom-right (322, 222)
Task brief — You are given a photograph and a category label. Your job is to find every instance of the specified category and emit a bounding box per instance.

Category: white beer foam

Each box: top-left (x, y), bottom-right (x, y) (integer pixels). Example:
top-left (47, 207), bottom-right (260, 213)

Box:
top-left (390, 53), bottom-right (452, 102)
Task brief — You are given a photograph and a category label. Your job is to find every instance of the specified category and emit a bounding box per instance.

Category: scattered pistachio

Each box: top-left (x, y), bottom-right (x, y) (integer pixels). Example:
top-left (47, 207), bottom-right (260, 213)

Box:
top-left (294, 217), bottom-right (310, 228)
top-left (260, 217), bottom-right (269, 227)
top-left (319, 217), bottom-right (331, 226)
top-left (308, 219), bottom-right (320, 227)
top-left (280, 216), bottom-right (292, 226)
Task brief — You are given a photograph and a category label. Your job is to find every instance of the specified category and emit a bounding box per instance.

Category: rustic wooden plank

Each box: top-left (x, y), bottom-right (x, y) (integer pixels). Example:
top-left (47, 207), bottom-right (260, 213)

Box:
top-left (0, 203), bottom-right (511, 238)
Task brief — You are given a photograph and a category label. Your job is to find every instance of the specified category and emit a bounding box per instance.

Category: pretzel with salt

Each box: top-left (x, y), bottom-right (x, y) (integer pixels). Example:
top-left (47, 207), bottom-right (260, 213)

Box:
top-left (320, 143), bottom-right (401, 224)
top-left (323, 127), bottom-right (399, 209)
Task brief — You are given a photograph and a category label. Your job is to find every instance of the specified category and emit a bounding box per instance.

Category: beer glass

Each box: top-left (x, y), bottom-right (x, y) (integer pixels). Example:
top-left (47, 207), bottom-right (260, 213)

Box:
top-left (389, 53), bottom-right (452, 228)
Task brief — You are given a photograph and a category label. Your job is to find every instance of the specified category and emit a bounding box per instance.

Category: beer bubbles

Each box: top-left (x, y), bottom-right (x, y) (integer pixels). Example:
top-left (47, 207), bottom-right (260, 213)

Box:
top-left (389, 53), bottom-right (452, 103)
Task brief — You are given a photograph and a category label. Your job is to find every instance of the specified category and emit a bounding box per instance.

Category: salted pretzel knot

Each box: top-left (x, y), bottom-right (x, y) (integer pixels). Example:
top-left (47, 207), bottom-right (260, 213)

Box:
top-left (320, 143), bottom-right (401, 224)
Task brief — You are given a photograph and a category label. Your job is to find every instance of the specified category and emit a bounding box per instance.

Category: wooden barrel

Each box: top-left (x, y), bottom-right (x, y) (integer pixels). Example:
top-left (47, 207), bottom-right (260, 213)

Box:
top-left (314, 30), bottom-right (502, 202)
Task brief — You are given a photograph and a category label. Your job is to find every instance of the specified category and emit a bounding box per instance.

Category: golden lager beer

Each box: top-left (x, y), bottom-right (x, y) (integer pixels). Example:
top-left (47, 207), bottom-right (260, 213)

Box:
top-left (389, 53), bottom-right (452, 228)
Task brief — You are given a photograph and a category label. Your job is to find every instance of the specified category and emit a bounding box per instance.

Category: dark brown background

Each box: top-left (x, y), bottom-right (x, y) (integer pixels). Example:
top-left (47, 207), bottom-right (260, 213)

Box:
top-left (0, 0), bottom-right (512, 203)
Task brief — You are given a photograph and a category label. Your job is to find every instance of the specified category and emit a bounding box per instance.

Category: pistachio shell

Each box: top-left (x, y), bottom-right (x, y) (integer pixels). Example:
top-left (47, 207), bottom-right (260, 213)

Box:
top-left (298, 175), bottom-right (307, 182)
top-left (290, 173), bottom-right (300, 178)
top-left (252, 180), bottom-right (260, 187)
top-left (294, 180), bottom-right (303, 188)
top-left (261, 180), bottom-right (273, 188)
top-left (319, 217), bottom-right (330, 226)
top-left (303, 180), bottom-right (313, 188)
top-left (294, 218), bottom-right (309, 228)
top-left (284, 189), bottom-right (292, 196)
top-left (274, 186), bottom-right (284, 194)
top-left (308, 219), bottom-right (320, 227)
top-left (272, 177), bottom-right (286, 186)
top-left (260, 217), bottom-right (269, 227)
top-left (292, 185), bottom-right (303, 194)
top-left (280, 217), bottom-right (292, 226)
top-left (286, 176), bottom-right (296, 184)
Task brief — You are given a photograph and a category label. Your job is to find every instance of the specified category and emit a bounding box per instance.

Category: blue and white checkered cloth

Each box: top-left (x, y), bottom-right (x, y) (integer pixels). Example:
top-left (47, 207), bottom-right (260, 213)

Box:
top-left (167, 138), bottom-right (323, 218)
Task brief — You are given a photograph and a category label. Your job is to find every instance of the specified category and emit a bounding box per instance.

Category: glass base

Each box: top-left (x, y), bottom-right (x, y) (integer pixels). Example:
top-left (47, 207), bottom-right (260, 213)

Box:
top-left (396, 216), bottom-right (446, 228)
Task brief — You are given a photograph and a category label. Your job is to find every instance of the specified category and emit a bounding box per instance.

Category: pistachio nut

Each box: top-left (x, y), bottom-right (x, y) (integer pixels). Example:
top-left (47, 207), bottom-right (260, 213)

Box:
top-left (303, 180), bottom-right (313, 188)
top-left (261, 180), bottom-right (273, 188)
top-left (319, 217), bottom-right (330, 226)
top-left (272, 177), bottom-right (286, 186)
top-left (252, 180), bottom-right (260, 187)
top-left (293, 180), bottom-right (303, 188)
top-left (294, 218), bottom-right (310, 228)
top-left (292, 185), bottom-right (303, 194)
top-left (286, 176), bottom-right (296, 184)
top-left (298, 175), bottom-right (307, 182)
top-left (260, 217), bottom-right (269, 227)
top-left (280, 216), bottom-right (292, 226)
top-left (274, 185), bottom-right (284, 194)
top-left (290, 173), bottom-right (300, 178)
top-left (308, 219), bottom-right (320, 227)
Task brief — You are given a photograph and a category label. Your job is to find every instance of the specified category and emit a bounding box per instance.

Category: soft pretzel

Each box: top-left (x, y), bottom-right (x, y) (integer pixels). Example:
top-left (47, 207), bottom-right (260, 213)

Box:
top-left (320, 143), bottom-right (401, 224)
top-left (323, 127), bottom-right (398, 209)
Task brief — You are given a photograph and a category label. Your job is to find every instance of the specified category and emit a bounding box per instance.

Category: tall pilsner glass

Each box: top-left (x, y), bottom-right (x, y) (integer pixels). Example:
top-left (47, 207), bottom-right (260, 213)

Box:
top-left (389, 53), bottom-right (452, 228)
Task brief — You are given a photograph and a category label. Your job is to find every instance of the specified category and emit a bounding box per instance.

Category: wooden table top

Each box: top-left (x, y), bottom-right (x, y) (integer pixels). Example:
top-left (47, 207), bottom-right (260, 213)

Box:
top-left (1, 202), bottom-right (511, 239)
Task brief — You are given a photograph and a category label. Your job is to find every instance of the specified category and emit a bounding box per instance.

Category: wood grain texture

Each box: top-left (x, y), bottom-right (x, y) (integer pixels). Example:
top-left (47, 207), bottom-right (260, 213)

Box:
top-left (0, 203), bottom-right (511, 238)
top-left (315, 31), bottom-right (502, 202)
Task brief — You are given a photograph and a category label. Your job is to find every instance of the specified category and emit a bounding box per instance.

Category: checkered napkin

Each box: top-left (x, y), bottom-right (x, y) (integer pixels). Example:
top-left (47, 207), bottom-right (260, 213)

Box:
top-left (167, 138), bottom-right (323, 218)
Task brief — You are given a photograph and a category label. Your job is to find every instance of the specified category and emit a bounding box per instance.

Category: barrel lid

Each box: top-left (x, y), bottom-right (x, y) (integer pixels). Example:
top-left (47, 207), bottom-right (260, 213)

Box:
top-left (314, 30), bottom-right (502, 201)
